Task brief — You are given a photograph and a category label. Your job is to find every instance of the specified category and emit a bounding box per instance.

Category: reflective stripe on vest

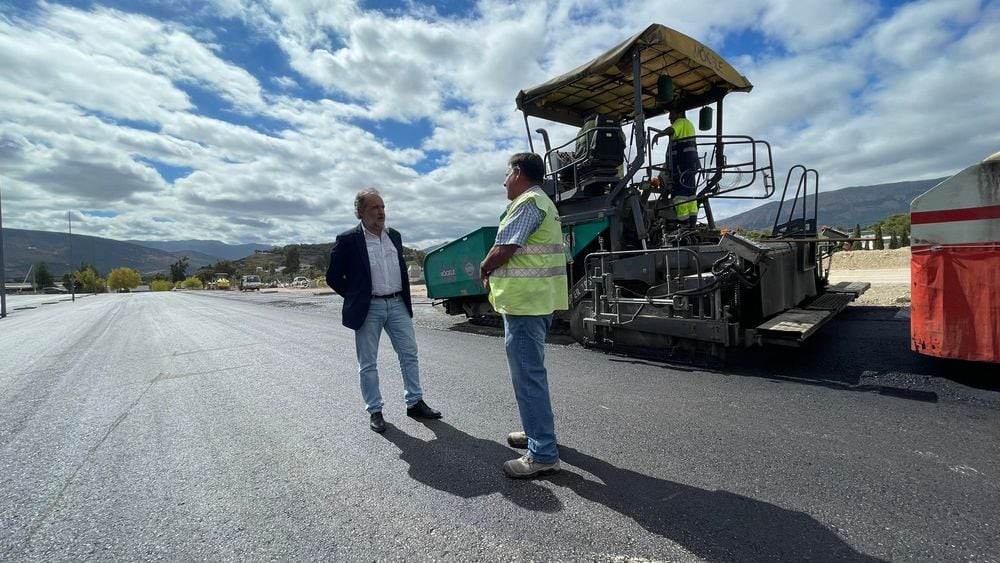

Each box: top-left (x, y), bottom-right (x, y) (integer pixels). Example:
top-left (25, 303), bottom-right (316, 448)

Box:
top-left (513, 244), bottom-right (564, 255)
top-left (489, 187), bottom-right (569, 315)
top-left (490, 265), bottom-right (567, 278)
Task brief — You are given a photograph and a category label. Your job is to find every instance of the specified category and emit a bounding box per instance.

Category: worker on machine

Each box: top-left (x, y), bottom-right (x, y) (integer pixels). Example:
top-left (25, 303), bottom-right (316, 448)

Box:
top-left (652, 108), bottom-right (700, 227)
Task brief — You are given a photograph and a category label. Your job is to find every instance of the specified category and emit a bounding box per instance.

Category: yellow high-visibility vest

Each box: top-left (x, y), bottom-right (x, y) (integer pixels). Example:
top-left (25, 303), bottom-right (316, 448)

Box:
top-left (489, 187), bottom-right (569, 315)
top-left (671, 117), bottom-right (696, 140)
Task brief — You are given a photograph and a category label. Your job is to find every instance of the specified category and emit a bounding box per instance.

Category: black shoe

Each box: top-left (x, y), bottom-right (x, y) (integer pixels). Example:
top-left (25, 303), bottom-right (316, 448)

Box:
top-left (370, 411), bottom-right (386, 433)
top-left (406, 400), bottom-right (442, 419)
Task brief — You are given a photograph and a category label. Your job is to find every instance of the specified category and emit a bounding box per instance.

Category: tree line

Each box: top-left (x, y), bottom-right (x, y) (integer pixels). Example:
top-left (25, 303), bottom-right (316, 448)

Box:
top-left (735, 213), bottom-right (911, 250)
top-left (27, 243), bottom-right (426, 293)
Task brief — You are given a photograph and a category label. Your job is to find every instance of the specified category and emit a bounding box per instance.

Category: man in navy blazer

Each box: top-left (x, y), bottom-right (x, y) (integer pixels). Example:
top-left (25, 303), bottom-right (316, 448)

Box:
top-left (327, 187), bottom-right (442, 433)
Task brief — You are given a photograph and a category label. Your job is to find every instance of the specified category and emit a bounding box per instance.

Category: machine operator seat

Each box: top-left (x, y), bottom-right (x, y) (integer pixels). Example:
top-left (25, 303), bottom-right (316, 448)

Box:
top-left (561, 114), bottom-right (627, 197)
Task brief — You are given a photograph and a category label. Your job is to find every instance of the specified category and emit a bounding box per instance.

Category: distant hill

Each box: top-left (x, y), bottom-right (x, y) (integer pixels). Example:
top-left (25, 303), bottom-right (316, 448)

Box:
top-left (232, 242), bottom-right (425, 276)
top-left (1, 228), bottom-right (219, 280)
top-left (0, 228), bottom-right (425, 282)
top-left (127, 239), bottom-right (273, 261)
top-left (716, 178), bottom-right (944, 231)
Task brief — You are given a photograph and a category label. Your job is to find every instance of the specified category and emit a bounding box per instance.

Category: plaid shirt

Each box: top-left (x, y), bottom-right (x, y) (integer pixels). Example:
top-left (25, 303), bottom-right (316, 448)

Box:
top-left (495, 188), bottom-right (544, 247)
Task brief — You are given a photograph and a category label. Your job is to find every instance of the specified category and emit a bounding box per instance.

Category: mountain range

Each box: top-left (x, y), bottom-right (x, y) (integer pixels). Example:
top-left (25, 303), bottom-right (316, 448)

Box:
top-left (125, 239), bottom-right (273, 261)
top-left (715, 177), bottom-right (943, 231)
top-left (0, 228), bottom-right (224, 280)
top-left (1, 176), bottom-right (944, 280)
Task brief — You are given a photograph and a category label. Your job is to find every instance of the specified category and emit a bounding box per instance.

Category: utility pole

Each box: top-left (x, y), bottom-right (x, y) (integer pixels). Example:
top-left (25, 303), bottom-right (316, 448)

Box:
top-left (68, 212), bottom-right (75, 302)
top-left (0, 180), bottom-right (7, 318)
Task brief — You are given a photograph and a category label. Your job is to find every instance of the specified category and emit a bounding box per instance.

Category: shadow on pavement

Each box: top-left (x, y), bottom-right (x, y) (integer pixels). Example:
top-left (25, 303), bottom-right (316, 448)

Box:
top-left (603, 307), bottom-right (1000, 403)
top-left (552, 445), bottom-right (886, 562)
top-left (381, 420), bottom-right (562, 513)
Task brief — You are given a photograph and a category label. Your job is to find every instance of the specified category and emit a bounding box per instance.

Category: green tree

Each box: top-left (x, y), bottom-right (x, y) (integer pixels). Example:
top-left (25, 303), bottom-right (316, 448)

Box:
top-left (108, 267), bottom-right (142, 291)
top-left (77, 262), bottom-right (101, 278)
top-left (283, 245), bottom-right (301, 275)
top-left (181, 275), bottom-right (203, 289)
top-left (34, 262), bottom-right (54, 289)
top-left (889, 233), bottom-right (899, 249)
top-left (214, 260), bottom-right (235, 277)
top-left (169, 256), bottom-right (190, 283)
top-left (874, 224), bottom-right (885, 250)
top-left (879, 213), bottom-right (911, 237)
top-left (901, 230), bottom-right (910, 247)
top-left (850, 224), bottom-right (862, 251)
top-left (74, 267), bottom-right (105, 293)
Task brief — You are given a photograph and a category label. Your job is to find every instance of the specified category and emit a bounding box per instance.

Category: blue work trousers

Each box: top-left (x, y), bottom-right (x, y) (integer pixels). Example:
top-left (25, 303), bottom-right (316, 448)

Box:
top-left (503, 313), bottom-right (559, 464)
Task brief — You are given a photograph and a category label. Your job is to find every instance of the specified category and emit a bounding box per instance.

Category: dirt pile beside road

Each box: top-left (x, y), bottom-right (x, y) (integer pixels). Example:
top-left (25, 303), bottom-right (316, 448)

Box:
top-left (829, 248), bottom-right (910, 269)
top-left (829, 248), bottom-right (910, 306)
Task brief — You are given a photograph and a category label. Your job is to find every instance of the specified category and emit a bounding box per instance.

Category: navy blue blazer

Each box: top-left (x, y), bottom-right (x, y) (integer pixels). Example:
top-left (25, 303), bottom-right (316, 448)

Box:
top-left (326, 224), bottom-right (413, 330)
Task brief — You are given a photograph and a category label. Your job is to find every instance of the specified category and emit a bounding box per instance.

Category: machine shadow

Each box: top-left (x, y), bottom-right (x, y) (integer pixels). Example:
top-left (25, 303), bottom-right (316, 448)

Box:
top-left (380, 420), bottom-right (562, 513)
top-left (552, 445), bottom-right (886, 562)
top-left (604, 306), bottom-right (959, 402)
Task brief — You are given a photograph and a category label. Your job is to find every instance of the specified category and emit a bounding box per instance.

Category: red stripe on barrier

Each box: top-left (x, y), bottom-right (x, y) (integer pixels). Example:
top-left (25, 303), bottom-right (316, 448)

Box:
top-left (911, 204), bottom-right (1000, 225)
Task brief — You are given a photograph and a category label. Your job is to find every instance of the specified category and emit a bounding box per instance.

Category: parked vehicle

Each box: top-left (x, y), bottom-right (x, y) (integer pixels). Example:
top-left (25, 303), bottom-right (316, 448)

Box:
top-left (910, 151), bottom-right (999, 363)
top-left (240, 275), bottom-right (264, 291)
top-left (291, 276), bottom-right (310, 288)
top-left (42, 286), bottom-right (68, 294)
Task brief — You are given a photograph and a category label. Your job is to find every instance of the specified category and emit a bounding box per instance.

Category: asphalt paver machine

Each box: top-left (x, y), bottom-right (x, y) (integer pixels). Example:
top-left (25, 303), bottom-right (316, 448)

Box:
top-left (425, 23), bottom-right (868, 359)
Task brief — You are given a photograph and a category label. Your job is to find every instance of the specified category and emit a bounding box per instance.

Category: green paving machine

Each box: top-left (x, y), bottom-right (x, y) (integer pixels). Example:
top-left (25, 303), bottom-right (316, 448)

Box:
top-left (424, 23), bottom-right (867, 358)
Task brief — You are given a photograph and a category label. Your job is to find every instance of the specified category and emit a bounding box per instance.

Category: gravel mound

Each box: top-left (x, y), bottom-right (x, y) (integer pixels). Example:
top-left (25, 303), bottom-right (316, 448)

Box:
top-left (829, 248), bottom-right (910, 269)
top-left (828, 248), bottom-right (911, 306)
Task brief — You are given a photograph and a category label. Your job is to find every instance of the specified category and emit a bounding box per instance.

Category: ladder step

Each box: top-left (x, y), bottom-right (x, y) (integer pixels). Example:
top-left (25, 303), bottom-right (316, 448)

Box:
top-left (826, 281), bottom-right (870, 295)
top-left (756, 308), bottom-right (833, 343)
top-left (806, 292), bottom-right (856, 311)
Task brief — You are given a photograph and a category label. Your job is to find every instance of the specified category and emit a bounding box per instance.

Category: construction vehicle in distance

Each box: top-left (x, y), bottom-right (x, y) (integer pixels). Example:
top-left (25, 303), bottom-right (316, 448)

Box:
top-left (424, 23), bottom-right (869, 359)
top-left (910, 151), bottom-right (999, 364)
top-left (240, 275), bottom-right (264, 291)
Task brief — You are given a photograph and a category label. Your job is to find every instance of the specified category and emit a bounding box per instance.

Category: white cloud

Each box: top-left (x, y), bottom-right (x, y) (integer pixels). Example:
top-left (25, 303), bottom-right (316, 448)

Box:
top-left (0, 0), bottom-right (996, 249)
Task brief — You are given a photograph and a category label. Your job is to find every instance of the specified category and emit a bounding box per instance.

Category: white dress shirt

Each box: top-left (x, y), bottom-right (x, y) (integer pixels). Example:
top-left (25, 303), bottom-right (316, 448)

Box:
top-left (363, 223), bottom-right (403, 296)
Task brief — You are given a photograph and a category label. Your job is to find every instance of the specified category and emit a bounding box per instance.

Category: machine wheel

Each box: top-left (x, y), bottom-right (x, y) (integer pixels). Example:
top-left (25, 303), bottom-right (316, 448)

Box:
top-left (568, 299), bottom-right (595, 345)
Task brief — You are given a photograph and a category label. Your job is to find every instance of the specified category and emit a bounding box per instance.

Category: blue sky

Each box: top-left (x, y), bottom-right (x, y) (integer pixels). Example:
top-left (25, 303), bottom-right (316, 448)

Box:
top-left (0, 0), bottom-right (997, 248)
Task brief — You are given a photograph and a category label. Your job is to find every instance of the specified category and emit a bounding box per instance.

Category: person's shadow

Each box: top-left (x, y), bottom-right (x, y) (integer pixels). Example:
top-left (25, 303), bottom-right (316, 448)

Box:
top-left (550, 446), bottom-right (886, 562)
top-left (381, 421), bottom-right (562, 513)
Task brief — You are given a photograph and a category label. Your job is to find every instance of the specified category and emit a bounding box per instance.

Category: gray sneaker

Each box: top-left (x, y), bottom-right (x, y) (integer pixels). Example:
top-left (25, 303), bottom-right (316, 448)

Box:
top-left (503, 455), bottom-right (560, 479)
top-left (507, 431), bottom-right (528, 449)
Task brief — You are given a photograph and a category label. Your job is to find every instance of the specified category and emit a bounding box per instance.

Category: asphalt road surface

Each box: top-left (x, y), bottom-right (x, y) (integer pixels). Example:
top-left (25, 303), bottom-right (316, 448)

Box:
top-left (1, 291), bottom-right (997, 562)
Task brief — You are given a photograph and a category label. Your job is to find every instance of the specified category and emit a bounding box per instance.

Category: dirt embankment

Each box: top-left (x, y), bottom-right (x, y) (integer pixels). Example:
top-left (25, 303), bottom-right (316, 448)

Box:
top-left (829, 247), bottom-right (910, 270)
top-left (829, 248), bottom-right (910, 306)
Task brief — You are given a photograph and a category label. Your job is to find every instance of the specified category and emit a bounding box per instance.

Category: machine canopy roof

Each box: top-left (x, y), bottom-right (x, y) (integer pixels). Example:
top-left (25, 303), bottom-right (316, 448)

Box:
top-left (516, 24), bottom-right (753, 127)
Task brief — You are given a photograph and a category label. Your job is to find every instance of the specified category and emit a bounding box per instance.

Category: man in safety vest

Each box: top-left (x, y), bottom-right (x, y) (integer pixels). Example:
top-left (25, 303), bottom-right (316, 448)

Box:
top-left (480, 152), bottom-right (569, 479)
top-left (652, 108), bottom-right (700, 227)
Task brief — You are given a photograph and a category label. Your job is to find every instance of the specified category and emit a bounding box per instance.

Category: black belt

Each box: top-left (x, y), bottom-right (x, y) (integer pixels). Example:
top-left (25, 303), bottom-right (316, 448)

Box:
top-left (373, 291), bottom-right (402, 299)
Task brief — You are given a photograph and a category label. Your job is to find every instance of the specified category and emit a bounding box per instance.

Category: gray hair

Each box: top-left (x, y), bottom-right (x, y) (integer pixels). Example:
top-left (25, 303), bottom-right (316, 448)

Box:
top-left (354, 187), bottom-right (381, 219)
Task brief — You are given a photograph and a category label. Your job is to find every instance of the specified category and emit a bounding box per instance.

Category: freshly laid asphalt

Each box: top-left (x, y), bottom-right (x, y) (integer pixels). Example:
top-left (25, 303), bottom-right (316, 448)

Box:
top-left (1, 290), bottom-right (997, 561)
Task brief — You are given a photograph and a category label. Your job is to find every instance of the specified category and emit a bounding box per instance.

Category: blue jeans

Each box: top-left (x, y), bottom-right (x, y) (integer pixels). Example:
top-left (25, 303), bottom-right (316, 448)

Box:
top-left (355, 296), bottom-right (422, 413)
top-left (503, 314), bottom-right (558, 464)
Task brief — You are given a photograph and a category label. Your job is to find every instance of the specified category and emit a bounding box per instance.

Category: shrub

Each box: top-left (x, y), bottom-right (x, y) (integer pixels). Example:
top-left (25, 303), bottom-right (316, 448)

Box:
top-left (108, 267), bottom-right (142, 292)
top-left (150, 280), bottom-right (173, 292)
top-left (181, 276), bottom-right (203, 289)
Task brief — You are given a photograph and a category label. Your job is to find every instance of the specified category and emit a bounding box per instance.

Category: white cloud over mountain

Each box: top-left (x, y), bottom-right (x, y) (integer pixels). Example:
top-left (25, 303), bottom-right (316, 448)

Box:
top-left (0, 0), bottom-right (996, 250)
